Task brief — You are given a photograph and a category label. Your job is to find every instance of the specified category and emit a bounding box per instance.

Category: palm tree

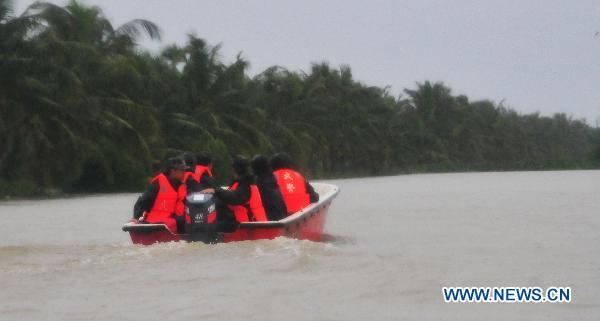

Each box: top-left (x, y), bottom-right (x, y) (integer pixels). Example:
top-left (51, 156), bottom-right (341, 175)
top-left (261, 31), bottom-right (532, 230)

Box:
top-left (1, 0), bottom-right (165, 191)
top-left (24, 0), bottom-right (160, 51)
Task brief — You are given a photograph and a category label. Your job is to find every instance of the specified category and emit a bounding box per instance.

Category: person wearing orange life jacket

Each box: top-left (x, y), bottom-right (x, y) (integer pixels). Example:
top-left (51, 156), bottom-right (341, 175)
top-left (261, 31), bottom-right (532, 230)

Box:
top-left (173, 152), bottom-right (199, 229)
top-left (175, 151), bottom-right (218, 229)
top-left (203, 155), bottom-right (267, 232)
top-left (251, 154), bottom-right (287, 221)
top-left (270, 152), bottom-right (319, 215)
top-left (192, 151), bottom-right (216, 190)
top-left (132, 157), bottom-right (190, 233)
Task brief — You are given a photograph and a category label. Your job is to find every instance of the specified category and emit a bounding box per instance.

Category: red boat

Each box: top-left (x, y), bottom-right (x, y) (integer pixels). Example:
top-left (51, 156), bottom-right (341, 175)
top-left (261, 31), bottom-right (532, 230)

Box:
top-left (122, 183), bottom-right (339, 245)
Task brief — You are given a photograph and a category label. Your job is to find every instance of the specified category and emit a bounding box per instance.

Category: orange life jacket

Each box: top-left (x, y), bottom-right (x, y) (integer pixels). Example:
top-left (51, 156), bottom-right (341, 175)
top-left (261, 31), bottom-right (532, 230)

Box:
top-left (273, 168), bottom-right (310, 215)
top-left (192, 165), bottom-right (213, 183)
top-left (227, 181), bottom-right (267, 222)
top-left (175, 171), bottom-right (193, 217)
top-left (146, 173), bottom-right (180, 227)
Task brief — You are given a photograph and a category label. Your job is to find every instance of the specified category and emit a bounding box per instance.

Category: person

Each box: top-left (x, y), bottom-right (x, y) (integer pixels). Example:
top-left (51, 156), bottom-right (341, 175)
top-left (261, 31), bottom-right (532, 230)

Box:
top-left (192, 151), bottom-right (216, 189)
top-left (174, 151), bottom-right (198, 228)
top-left (270, 152), bottom-right (319, 215)
top-left (251, 154), bottom-right (287, 221)
top-left (176, 151), bottom-right (217, 231)
top-left (133, 157), bottom-right (189, 233)
top-left (204, 155), bottom-right (267, 231)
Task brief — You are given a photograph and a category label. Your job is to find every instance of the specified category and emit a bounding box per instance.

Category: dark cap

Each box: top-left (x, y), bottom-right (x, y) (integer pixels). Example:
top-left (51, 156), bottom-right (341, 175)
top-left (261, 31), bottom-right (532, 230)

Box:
top-left (166, 157), bottom-right (190, 171)
top-left (196, 151), bottom-right (213, 166)
top-left (251, 154), bottom-right (271, 176)
top-left (270, 152), bottom-right (296, 170)
top-left (231, 155), bottom-right (249, 175)
top-left (181, 152), bottom-right (197, 168)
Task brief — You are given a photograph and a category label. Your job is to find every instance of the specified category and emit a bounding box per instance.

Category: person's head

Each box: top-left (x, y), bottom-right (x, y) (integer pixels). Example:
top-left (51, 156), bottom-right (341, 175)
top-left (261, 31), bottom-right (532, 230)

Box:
top-left (181, 152), bottom-right (196, 171)
top-left (231, 155), bottom-right (249, 178)
top-left (251, 154), bottom-right (272, 177)
top-left (196, 151), bottom-right (214, 169)
top-left (165, 157), bottom-right (189, 181)
top-left (270, 152), bottom-right (296, 170)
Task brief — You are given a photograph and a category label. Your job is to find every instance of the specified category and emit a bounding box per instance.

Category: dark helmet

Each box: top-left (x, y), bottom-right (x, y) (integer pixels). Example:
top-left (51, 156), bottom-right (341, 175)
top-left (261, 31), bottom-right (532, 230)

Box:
top-left (251, 154), bottom-right (272, 176)
top-left (181, 151), bottom-right (197, 169)
top-left (196, 151), bottom-right (213, 166)
top-left (270, 152), bottom-right (296, 170)
top-left (231, 155), bottom-right (249, 176)
top-left (165, 157), bottom-right (190, 172)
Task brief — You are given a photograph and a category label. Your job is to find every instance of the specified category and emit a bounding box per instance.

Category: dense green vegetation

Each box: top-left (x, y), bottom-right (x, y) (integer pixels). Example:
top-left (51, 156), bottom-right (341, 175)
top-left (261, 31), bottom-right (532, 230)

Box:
top-left (1, 0), bottom-right (599, 196)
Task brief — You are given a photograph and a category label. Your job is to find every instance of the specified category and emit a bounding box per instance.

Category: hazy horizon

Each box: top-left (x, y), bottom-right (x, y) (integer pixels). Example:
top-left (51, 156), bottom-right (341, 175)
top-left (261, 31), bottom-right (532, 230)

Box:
top-left (14, 0), bottom-right (600, 123)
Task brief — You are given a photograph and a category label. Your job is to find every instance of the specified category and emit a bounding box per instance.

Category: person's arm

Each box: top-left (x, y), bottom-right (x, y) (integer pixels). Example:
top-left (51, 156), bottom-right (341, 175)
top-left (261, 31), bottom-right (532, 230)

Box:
top-left (306, 181), bottom-right (319, 203)
top-left (199, 172), bottom-right (217, 189)
top-left (214, 182), bottom-right (251, 205)
top-left (133, 181), bottom-right (159, 219)
top-left (185, 173), bottom-right (200, 192)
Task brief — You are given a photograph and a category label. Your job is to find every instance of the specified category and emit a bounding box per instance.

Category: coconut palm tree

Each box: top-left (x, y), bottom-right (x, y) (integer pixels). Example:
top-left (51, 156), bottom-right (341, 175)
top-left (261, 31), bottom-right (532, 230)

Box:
top-left (1, 0), bottom-right (164, 191)
top-left (24, 0), bottom-right (160, 51)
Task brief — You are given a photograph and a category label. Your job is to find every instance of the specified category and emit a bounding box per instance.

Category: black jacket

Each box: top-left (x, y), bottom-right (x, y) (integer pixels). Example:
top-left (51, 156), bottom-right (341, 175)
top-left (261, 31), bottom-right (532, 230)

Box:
top-left (185, 171), bottom-right (216, 193)
top-left (214, 174), bottom-right (253, 206)
top-left (306, 181), bottom-right (319, 203)
top-left (256, 173), bottom-right (288, 221)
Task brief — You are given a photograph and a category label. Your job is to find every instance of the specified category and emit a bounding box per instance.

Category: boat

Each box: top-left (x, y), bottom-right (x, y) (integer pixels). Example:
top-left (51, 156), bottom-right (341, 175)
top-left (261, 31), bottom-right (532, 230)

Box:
top-left (122, 183), bottom-right (339, 245)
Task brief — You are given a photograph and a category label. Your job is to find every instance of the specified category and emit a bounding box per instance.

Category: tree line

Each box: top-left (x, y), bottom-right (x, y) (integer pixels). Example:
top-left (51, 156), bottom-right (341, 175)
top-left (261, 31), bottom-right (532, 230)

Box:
top-left (1, 0), bottom-right (599, 196)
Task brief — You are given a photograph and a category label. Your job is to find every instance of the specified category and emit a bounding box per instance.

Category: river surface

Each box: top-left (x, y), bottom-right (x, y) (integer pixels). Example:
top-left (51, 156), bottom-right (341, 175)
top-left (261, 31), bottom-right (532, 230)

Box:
top-left (0, 170), bottom-right (599, 320)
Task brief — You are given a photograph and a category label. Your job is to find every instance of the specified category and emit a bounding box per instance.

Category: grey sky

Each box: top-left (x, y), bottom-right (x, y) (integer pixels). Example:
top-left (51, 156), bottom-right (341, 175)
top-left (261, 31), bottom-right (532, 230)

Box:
top-left (14, 0), bottom-right (600, 123)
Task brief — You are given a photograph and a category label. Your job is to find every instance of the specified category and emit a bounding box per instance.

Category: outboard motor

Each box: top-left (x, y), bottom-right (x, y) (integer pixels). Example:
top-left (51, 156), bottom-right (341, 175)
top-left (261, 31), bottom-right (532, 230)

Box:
top-left (185, 192), bottom-right (220, 243)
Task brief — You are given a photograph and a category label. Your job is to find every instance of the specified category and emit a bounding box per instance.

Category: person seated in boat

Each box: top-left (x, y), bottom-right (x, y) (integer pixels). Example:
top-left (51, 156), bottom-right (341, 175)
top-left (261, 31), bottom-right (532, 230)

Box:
top-left (176, 150), bottom-right (217, 202)
top-left (173, 151), bottom-right (199, 229)
top-left (251, 155), bottom-right (287, 221)
top-left (174, 151), bottom-right (218, 230)
top-left (202, 155), bottom-right (267, 232)
top-left (270, 152), bottom-right (319, 215)
top-left (193, 151), bottom-right (216, 189)
top-left (133, 157), bottom-right (189, 233)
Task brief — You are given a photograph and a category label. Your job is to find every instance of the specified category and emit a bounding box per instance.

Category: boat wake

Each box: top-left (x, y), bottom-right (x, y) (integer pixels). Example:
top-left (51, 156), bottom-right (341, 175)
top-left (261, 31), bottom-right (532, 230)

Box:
top-left (319, 233), bottom-right (356, 245)
top-left (0, 243), bottom-right (189, 274)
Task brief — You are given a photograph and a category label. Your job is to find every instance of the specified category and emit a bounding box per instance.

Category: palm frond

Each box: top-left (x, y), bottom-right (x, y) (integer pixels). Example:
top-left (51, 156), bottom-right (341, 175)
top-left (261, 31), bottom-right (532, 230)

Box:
top-left (116, 19), bottom-right (161, 41)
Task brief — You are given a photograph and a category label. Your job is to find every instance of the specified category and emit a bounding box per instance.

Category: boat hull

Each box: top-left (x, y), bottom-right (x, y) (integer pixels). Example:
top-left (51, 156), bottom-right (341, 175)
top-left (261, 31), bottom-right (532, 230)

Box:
top-left (122, 183), bottom-right (338, 245)
top-left (124, 224), bottom-right (185, 245)
top-left (223, 200), bottom-right (331, 242)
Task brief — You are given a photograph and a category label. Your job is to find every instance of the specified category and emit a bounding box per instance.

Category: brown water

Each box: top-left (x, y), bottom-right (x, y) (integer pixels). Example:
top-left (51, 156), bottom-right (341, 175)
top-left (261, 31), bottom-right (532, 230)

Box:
top-left (1, 171), bottom-right (599, 320)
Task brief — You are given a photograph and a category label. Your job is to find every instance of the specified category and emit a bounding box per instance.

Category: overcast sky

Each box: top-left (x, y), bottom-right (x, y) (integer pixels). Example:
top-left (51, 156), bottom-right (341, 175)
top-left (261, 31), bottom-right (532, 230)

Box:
top-left (14, 0), bottom-right (600, 123)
